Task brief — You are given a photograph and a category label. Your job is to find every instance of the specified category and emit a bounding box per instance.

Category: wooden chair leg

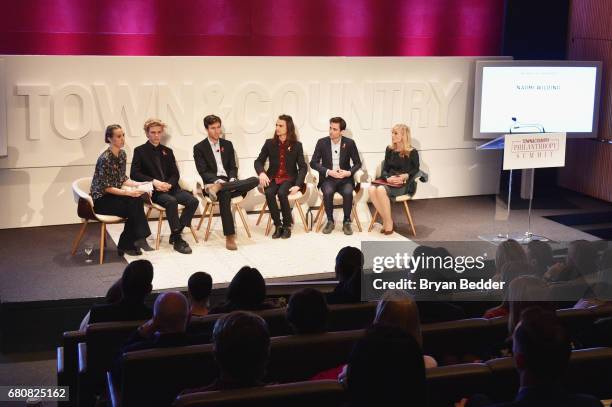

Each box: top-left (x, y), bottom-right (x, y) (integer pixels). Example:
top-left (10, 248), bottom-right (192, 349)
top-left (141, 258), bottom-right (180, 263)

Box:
top-left (256, 201), bottom-right (267, 226)
top-left (315, 202), bottom-right (325, 233)
top-left (368, 209), bottom-right (379, 232)
top-left (236, 205), bottom-right (252, 238)
top-left (403, 201), bottom-right (416, 236)
top-left (295, 202), bottom-right (309, 233)
top-left (71, 220), bottom-right (88, 255)
top-left (99, 223), bottom-right (106, 265)
top-left (189, 226), bottom-right (199, 243)
top-left (205, 203), bottom-right (215, 241)
top-left (145, 207), bottom-right (152, 219)
top-left (197, 202), bottom-right (208, 231)
top-left (265, 214), bottom-right (272, 236)
top-left (352, 204), bottom-right (363, 232)
top-left (155, 211), bottom-right (163, 250)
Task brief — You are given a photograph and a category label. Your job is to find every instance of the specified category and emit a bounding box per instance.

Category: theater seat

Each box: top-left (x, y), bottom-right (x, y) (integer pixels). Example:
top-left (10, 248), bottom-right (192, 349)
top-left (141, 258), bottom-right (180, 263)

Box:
top-left (267, 330), bottom-right (364, 383)
top-left (78, 320), bottom-right (143, 406)
top-left (172, 380), bottom-right (345, 407)
top-left (487, 347), bottom-right (612, 403)
top-left (189, 308), bottom-right (291, 337)
top-left (427, 363), bottom-right (492, 407)
top-left (116, 343), bottom-right (217, 407)
top-left (187, 302), bottom-right (378, 338)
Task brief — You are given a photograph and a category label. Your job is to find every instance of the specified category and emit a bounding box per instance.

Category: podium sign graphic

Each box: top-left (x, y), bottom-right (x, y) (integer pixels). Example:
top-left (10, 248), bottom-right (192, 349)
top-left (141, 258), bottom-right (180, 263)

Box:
top-left (503, 132), bottom-right (566, 170)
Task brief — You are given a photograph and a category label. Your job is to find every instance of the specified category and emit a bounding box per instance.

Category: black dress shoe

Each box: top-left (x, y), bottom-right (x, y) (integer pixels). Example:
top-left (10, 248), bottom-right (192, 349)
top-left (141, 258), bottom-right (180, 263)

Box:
top-left (118, 247), bottom-right (143, 256)
top-left (281, 227), bottom-right (291, 239)
top-left (272, 226), bottom-right (283, 239)
top-left (134, 238), bottom-right (154, 252)
top-left (173, 237), bottom-right (192, 254)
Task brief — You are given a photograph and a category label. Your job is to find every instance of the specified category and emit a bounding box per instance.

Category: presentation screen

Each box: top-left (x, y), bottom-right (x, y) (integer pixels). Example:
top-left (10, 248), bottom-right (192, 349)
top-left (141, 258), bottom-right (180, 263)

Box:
top-left (473, 60), bottom-right (602, 139)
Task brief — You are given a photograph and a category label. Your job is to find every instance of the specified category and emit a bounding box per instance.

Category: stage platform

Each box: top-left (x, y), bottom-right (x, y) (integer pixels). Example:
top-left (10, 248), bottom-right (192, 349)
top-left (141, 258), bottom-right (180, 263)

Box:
top-left (1, 193), bottom-right (611, 352)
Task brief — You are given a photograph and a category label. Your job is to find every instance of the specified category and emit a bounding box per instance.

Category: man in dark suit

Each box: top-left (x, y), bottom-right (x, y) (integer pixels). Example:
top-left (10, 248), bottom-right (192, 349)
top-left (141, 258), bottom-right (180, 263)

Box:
top-left (254, 114), bottom-right (307, 239)
top-left (89, 260), bottom-right (154, 324)
top-left (193, 115), bottom-right (258, 250)
top-left (310, 117), bottom-right (362, 235)
top-left (111, 291), bottom-right (207, 386)
top-left (130, 118), bottom-right (198, 254)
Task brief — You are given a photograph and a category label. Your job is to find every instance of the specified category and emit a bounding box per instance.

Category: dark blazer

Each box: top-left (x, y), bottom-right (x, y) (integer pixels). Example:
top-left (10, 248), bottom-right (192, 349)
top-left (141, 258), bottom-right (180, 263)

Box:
top-left (193, 138), bottom-right (238, 184)
top-left (89, 300), bottom-right (152, 324)
top-left (309, 136), bottom-right (362, 188)
top-left (130, 142), bottom-right (180, 192)
top-left (254, 138), bottom-right (308, 187)
top-left (381, 147), bottom-right (420, 196)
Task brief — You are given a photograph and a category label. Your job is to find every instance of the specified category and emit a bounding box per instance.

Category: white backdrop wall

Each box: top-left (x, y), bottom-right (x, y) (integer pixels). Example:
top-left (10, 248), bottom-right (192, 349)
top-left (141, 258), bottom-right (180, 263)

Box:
top-left (0, 56), bottom-right (503, 229)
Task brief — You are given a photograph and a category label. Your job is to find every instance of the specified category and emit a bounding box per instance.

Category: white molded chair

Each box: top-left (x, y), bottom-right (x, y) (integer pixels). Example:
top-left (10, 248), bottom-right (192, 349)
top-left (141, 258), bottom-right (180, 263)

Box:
top-left (367, 161), bottom-right (428, 237)
top-left (313, 169), bottom-right (365, 233)
top-left (71, 177), bottom-right (125, 264)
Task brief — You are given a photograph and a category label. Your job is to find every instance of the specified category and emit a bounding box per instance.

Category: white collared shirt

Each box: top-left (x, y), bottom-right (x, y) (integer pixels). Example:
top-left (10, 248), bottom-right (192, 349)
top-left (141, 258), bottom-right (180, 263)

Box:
top-left (330, 138), bottom-right (341, 171)
top-left (207, 137), bottom-right (228, 178)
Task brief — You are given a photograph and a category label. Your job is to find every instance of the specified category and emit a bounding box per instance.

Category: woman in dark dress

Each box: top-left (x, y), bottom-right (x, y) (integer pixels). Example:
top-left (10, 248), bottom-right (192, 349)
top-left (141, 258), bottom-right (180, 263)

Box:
top-left (91, 124), bottom-right (152, 256)
top-left (368, 124), bottom-right (420, 234)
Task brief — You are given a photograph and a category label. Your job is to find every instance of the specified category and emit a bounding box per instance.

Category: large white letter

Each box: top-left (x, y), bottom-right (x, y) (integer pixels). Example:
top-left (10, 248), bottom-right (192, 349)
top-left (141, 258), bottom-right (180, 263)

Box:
top-left (234, 82), bottom-right (271, 134)
top-left (158, 83), bottom-right (194, 136)
top-left (51, 84), bottom-right (94, 140)
top-left (93, 83), bottom-right (154, 137)
top-left (273, 82), bottom-right (307, 128)
top-left (16, 84), bottom-right (51, 140)
top-left (376, 82), bottom-right (402, 128)
top-left (344, 82), bottom-right (374, 130)
top-left (308, 82), bottom-right (343, 132)
top-left (430, 80), bottom-right (462, 127)
top-left (403, 82), bottom-right (431, 128)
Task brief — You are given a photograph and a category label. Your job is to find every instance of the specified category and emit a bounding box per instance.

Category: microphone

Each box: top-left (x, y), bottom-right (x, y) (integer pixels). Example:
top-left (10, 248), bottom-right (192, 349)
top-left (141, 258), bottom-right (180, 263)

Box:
top-left (334, 150), bottom-right (338, 154)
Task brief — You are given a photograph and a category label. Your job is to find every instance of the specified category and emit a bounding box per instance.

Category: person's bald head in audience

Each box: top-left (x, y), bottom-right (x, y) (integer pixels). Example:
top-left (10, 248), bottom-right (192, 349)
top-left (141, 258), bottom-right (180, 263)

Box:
top-left (153, 291), bottom-right (189, 333)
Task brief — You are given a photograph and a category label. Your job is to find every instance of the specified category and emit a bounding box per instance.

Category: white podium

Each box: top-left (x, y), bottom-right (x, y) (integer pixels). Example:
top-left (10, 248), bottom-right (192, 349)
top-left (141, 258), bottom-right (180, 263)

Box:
top-left (477, 132), bottom-right (567, 243)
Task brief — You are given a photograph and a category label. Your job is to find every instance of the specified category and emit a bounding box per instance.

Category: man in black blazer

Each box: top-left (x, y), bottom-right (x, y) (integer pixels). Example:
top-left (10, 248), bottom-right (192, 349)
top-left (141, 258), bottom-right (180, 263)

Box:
top-left (310, 117), bottom-right (362, 235)
top-left (254, 114), bottom-right (307, 239)
top-left (193, 115), bottom-right (258, 250)
top-left (131, 119), bottom-right (198, 254)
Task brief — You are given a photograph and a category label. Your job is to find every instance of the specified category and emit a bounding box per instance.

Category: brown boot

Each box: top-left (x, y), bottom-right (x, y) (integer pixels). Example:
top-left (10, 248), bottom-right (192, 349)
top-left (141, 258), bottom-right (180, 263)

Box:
top-left (205, 183), bottom-right (223, 201)
top-left (225, 234), bottom-right (237, 250)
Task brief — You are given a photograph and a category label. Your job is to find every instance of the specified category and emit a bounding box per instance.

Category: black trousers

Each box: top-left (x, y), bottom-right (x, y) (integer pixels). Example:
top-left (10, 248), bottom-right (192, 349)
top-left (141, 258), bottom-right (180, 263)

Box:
top-left (152, 189), bottom-right (199, 234)
top-left (213, 176), bottom-right (258, 236)
top-left (264, 180), bottom-right (293, 227)
top-left (94, 194), bottom-right (151, 249)
top-left (321, 178), bottom-right (354, 222)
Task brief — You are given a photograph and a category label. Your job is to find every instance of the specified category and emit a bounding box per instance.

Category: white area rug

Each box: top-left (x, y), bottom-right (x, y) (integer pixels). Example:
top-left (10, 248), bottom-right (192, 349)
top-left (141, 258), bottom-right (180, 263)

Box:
top-left (106, 212), bottom-right (409, 290)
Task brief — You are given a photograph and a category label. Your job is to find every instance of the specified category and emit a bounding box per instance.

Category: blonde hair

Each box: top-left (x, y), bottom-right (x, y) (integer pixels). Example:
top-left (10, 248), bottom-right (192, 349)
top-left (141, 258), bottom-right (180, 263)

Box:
top-left (143, 118), bottom-right (166, 134)
top-left (389, 124), bottom-right (414, 157)
top-left (374, 290), bottom-right (423, 346)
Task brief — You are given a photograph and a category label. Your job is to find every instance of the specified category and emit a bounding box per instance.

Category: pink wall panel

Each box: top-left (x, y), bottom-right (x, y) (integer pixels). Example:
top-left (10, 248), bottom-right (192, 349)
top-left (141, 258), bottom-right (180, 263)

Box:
top-left (0, 0), bottom-right (505, 56)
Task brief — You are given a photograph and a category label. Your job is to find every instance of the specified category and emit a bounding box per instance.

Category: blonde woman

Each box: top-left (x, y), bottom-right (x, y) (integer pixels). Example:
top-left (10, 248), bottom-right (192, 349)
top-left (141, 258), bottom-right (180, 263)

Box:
top-left (369, 124), bottom-right (420, 234)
